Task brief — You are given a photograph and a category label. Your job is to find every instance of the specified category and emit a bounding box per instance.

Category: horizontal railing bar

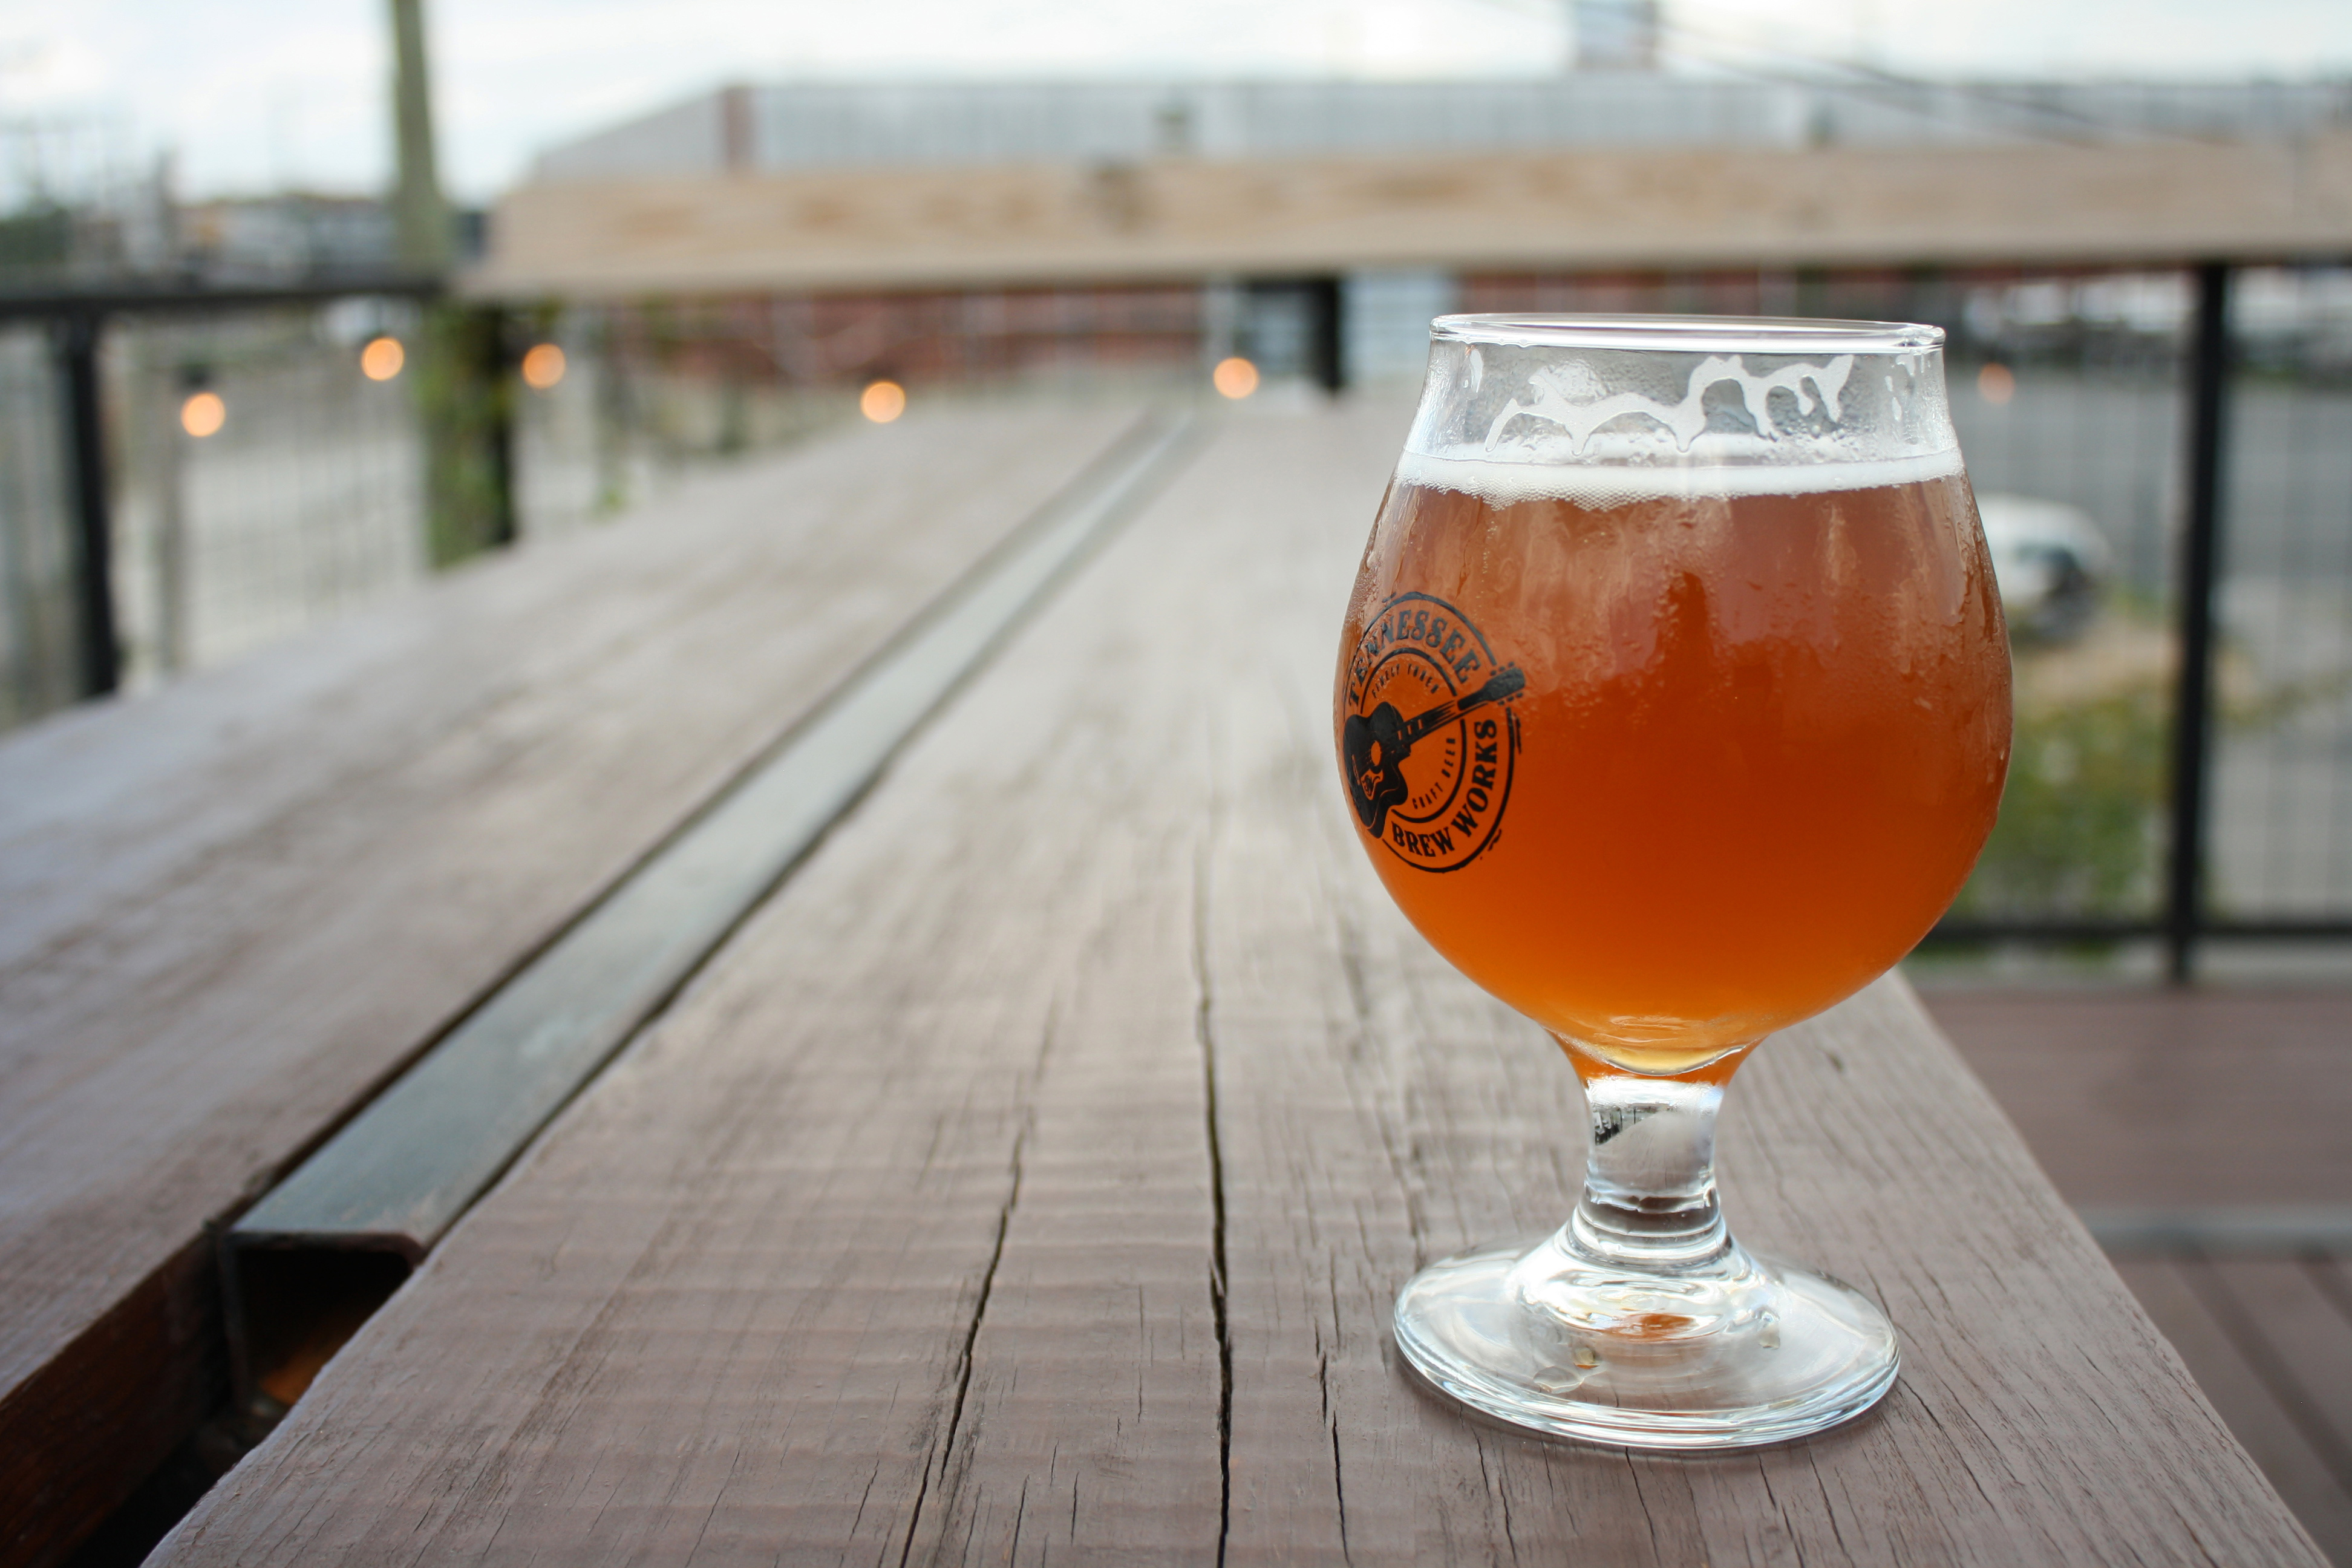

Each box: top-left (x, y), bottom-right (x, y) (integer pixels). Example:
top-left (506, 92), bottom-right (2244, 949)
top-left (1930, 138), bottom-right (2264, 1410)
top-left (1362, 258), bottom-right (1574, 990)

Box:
top-left (2193, 920), bottom-right (2352, 940)
top-left (2082, 1206), bottom-right (2352, 1255)
top-left (1921, 920), bottom-right (2161, 943)
top-left (1922, 918), bottom-right (2352, 945)
top-left (0, 273), bottom-right (445, 321)
top-left (229, 411), bottom-right (1198, 1278)
top-left (1, 252), bottom-right (2349, 326)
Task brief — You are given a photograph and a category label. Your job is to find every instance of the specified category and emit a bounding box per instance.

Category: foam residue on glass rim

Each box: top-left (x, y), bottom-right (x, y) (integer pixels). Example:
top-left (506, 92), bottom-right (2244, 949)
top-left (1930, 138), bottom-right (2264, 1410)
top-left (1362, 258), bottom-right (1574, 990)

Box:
top-left (1505, 353), bottom-right (1860, 454)
top-left (1399, 335), bottom-right (1962, 505)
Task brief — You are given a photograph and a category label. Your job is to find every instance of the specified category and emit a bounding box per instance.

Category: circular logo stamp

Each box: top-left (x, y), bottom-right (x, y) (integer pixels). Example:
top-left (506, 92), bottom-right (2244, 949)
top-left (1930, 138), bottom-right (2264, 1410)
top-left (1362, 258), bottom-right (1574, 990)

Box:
top-left (1342, 592), bottom-right (1523, 873)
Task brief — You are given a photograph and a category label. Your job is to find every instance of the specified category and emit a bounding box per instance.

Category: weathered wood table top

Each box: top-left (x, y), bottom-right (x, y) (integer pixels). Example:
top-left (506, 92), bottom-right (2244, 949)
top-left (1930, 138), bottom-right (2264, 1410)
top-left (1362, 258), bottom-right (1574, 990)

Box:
top-left (6, 399), bottom-right (2325, 1565)
top-left (0, 403), bottom-right (1145, 1565)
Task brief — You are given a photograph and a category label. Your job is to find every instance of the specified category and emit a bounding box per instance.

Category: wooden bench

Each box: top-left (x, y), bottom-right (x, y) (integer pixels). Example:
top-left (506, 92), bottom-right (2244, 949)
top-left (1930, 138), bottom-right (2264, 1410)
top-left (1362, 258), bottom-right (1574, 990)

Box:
top-left (113, 400), bottom-right (2321, 1564)
top-left (0, 402), bottom-right (1152, 1566)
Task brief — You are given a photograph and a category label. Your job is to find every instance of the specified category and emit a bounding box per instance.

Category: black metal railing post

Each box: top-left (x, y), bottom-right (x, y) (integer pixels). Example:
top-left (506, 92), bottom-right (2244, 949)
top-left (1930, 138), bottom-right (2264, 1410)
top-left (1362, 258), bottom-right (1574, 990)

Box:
top-left (2165, 261), bottom-right (2232, 982)
top-left (52, 308), bottom-right (118, 697)
top-left (1307, 275), bottom-right (1345, 394)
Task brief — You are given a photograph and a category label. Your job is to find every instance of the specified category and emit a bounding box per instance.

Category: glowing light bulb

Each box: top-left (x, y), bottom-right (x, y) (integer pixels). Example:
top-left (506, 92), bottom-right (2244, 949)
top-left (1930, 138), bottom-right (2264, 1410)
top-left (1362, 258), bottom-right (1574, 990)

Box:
top-left (1212, 357), bottom-right (1259, 400)
top-left (181, 391), bottom-right (226, 438)
top-left (361, 336), bottom-right (405, 381)
top-left (521, 343), bottom-right (567, 391)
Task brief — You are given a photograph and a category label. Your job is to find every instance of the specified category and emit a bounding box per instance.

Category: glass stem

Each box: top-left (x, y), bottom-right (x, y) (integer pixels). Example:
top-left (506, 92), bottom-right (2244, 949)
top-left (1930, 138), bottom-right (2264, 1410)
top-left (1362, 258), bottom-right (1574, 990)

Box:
top-left (1567, 1065), bottom-right (1737, 1274)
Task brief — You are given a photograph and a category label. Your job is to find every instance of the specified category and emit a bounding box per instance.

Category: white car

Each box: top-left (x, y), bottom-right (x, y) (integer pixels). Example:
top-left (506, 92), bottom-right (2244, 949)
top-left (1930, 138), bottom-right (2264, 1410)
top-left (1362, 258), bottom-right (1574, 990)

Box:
top-left (1975, 494), bottom-right (2112, 641)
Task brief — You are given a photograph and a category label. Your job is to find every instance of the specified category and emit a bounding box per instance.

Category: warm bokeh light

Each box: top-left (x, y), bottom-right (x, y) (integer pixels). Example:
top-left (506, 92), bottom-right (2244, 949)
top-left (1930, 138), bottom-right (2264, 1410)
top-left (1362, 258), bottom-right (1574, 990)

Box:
top-left (1978, 362), bottom-right (2016, 406)
top-left (860, 379), bottom-right (907, 423)
top-left (180, 391), bottom-right (226, 438)
top-left (521, 343), bottom-right (567, 391)
top-left (1212, 356), bottom-right (1260, 399)
top-left (361, 336), bottom-right (405, 381)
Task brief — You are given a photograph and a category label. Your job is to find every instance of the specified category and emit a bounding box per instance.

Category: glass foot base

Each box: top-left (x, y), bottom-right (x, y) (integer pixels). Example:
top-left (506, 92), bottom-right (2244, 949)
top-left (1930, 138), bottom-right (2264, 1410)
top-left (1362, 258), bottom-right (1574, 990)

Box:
top-left (1394, 1230), bottom-right (1899, 1449)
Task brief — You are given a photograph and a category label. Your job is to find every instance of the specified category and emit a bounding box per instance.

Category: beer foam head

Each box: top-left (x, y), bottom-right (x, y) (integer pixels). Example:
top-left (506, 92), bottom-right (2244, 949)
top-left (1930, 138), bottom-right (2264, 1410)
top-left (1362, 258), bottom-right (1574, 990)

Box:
top-left (1400, 316), bottom-right (1962, 505)
top-left (1394, 446), bottom-right (1967, 508)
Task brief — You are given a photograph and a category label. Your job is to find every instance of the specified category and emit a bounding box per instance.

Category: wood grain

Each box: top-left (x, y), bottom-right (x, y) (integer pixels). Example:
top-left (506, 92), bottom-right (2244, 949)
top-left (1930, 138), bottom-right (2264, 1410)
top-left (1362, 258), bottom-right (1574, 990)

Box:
top-left (226, 416), bottom-right (1194, 1266)
top-left (0, 403), bottom-right (1142, 1566)
top-left (156, 399), bottom-right (2320, 1565)
top-left (471, 134), bottom-right (2352, 298)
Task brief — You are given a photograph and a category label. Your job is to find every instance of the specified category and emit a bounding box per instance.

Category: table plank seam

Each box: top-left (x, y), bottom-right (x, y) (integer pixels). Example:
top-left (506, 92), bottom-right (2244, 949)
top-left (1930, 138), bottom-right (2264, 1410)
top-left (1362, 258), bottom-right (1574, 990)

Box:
top-left (131, 403), bottom-right (2329, 1568)
top-left (224, 410), bottom-right (1205, 1404)
top-left (0, 408), bottom-right (1204, 1568)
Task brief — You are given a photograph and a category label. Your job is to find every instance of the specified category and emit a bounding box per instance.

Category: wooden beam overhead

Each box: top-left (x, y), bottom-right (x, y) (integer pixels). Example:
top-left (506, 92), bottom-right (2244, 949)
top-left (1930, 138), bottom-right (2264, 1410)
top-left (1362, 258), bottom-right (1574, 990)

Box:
top-left (471, 133), bottom-right (2352, 298)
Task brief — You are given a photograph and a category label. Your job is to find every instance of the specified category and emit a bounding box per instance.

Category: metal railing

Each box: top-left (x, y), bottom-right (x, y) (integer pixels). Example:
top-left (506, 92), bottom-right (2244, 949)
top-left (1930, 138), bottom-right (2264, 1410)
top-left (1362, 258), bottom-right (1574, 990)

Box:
top-left (0, 277), bottom-right (439, 716)
top-left (1458, 260), bottom-right (2352, 974)
top-left (4, 260), bottom-right (2348, 976)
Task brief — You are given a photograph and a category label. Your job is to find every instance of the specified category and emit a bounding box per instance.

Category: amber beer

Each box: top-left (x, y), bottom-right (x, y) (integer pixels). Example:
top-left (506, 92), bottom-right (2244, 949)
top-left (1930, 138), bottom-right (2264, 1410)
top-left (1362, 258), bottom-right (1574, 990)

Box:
top-left (1338, 453), bottom-right (2011, 1077)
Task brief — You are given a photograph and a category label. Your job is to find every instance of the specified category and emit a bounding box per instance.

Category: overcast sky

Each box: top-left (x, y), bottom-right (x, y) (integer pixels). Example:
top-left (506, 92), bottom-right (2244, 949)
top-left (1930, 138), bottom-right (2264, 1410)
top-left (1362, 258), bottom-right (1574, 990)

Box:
top-left (4, 0), bottom-right (2350, 204)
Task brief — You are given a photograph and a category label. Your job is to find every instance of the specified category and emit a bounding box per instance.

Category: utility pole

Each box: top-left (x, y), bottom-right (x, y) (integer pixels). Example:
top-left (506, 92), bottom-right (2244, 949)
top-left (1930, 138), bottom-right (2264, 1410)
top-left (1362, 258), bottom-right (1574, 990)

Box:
top-left (390, 0), bottom-right (512, 565)
top-left (389, 0), bottom-right (452, 276)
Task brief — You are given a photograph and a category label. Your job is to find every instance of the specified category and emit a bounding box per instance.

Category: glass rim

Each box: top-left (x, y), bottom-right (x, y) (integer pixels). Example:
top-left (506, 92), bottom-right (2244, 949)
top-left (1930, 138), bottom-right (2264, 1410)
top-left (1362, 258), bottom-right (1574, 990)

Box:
top-left (1430, 313), bottom-right (1945, 355)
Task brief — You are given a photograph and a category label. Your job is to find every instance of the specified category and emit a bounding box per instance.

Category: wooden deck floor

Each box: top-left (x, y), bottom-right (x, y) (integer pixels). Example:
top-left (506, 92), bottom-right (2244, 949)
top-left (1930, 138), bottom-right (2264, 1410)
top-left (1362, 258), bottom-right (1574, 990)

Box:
top-left (1922, 984), bottom-right (2352, 1564)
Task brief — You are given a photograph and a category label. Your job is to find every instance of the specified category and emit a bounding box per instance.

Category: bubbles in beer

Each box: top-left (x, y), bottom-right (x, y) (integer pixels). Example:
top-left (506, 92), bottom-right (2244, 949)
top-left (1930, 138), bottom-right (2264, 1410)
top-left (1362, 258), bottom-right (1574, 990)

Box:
top-left (1339, 468), bottom-right (2009, 1072)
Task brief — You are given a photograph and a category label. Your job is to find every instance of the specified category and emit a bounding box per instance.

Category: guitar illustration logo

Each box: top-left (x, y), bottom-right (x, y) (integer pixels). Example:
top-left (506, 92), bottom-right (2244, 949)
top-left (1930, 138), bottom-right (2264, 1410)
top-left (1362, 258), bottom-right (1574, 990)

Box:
top-left (1342, 592), bottom-right (1524, 872)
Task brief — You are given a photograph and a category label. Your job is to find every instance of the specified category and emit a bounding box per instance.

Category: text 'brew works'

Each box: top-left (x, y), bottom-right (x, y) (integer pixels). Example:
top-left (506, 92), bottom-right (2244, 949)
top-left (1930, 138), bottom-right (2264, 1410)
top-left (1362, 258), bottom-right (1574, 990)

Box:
top-left (1342, 450), bottom-right (2008, 1075)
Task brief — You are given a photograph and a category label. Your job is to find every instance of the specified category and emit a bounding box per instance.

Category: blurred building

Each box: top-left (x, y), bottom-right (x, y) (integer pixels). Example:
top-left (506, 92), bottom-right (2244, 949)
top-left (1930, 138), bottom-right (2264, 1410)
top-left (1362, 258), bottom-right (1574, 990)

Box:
top-left (1572, 0), bottom-right (1661, 72)
top-left (175, 194), bottom-right (400, 284)
top-left (0, 116), bottom-right (488, 292)
top-left (532, 77), bottom-right (2351, 180)
top-left (488, 73), bottom-right (2352, 388)
top-left (0, 118), bottom-right (179, 286)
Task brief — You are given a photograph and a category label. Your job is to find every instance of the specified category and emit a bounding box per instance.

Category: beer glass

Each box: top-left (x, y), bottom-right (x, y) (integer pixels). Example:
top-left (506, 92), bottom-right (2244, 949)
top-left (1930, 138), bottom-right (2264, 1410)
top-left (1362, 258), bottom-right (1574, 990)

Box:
top-left (1336, 315), bottom-right (2010, 1448)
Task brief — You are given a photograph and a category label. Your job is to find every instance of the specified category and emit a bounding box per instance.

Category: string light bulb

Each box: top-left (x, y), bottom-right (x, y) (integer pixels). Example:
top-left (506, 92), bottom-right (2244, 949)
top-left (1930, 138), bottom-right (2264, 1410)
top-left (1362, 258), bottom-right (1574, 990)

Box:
top-left (521, 344), bottom-right (567, 391)
top-left (361, 336), bottom-right (405, 381)
top-left (1212, 357), bottom-right (1259, 399)
top-left (181, 391), bottom-right (226, 437)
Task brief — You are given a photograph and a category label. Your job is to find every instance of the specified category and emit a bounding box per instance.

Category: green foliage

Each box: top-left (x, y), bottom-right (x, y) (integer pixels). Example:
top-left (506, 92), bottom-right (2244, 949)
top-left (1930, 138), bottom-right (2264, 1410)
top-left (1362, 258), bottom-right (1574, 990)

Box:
top-left (0, 203), bottom-right (72, 273)
top-left (1953, 685), bottom-right (2167, 918)
top-left (416, 303), bottom-right (515, 567)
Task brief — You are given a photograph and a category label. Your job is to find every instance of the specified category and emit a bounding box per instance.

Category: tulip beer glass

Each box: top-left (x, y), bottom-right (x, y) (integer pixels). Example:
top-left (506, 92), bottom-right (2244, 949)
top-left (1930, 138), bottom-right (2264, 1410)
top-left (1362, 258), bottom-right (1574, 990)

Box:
top-left (1336, 316), bottom-right (2011, 1448)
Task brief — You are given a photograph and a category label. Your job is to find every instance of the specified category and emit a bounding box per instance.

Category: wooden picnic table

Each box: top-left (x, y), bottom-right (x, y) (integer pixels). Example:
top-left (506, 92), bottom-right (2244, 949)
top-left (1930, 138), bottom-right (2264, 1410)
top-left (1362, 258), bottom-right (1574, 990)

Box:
top-left (1, 397), bottom-right (2328, 1565)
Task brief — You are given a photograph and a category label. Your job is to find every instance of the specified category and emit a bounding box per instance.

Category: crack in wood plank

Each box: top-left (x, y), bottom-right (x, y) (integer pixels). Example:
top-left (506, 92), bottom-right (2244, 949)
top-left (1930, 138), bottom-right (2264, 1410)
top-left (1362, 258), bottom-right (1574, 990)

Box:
top-left (900, 1123), bottom-right (1027, 1568)
top-left (0, 405), bottom-right (1155, 1568)
top-left (1191, 834), bottom-right (1235, 1568)
top-left (137, 401), bottom-right (2328, 1568)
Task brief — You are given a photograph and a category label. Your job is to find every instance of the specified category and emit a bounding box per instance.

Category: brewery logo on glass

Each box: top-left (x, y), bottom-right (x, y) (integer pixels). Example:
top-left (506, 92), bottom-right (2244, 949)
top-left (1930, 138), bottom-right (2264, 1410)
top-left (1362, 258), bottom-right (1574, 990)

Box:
top-left (1343, 592), bottom-right (1525, 872)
